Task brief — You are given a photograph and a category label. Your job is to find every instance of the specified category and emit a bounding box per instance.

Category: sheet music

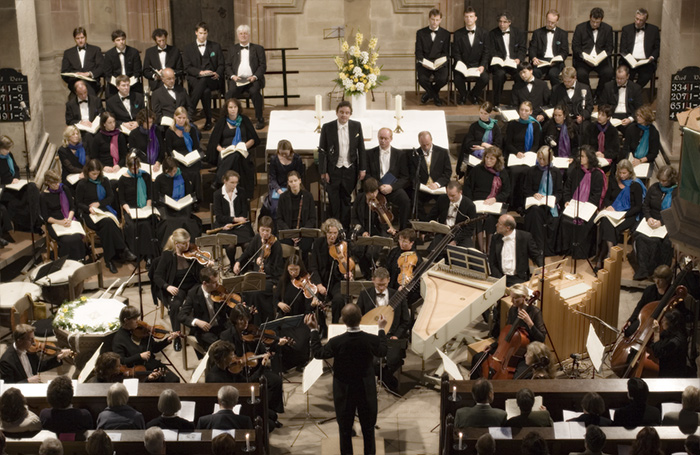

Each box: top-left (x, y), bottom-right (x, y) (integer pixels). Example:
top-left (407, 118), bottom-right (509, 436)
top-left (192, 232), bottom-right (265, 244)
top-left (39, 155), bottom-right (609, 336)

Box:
top-left (123, 378), bottom-right (139, 397)
top-left (436, 349), bottom-right (463, 380)
top-left (303, 358), bottom-right (324, 394)
top-left (488, 427), bottom-right (512, 439)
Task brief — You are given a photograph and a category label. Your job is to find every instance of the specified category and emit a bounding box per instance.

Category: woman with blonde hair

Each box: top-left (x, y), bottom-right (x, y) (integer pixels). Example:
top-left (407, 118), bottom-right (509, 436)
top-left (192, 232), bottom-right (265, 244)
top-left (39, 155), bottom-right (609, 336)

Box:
top-left (164, 106), bottom-right (203, 205)
top-left (40, 169), bottom-right (85, 260)
top-left (57, 125), bottom-right (87, 186)
top-left (524, 341), bottom-right (554, 379)
top-left (623, 104), bottom-right (659, 179)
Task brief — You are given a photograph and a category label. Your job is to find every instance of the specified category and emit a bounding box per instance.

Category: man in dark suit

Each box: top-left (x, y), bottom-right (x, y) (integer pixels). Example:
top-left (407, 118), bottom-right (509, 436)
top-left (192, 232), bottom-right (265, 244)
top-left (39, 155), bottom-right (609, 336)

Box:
top-left (489, 214), bottom-right (542, 286)
top-left (307, 304), bottom-right (388, 455)
top-left (142, 28), bottom-right (184, 92)
top-left (428, 181), bottom-right (477, 249)
top-left (103, 29), bottom-right (143, 98)
top-left (318, 100), bottom-right (366, 230)
top-left (365, 127), bottom-right (410, 230)
top-left (529, 9), bottom-right (568, 88)
top-left (415, 8), bottom-right (451, 106)
top-left (225, 25), bottom-right (266, 130)
top-left (105, 75), bottom-right (144, 133)
top-left (619, 8), bottom-right (660, 89)
top-left (452, 7), bottom-right (490, 105)
top-left (356, 267), bottom-right (410, 393)
top-left (0, 324), bottom-right (71, 383)
top-left (598, 66), bottom-right (643, 132)
top-left (65, 80), bottom-right (102, 127)
top-left (512, 62), bottom-right (551, 122)
top-left (551, 67), bottom-right (593, 126)
top-left (487, 11), bottom-right (527, 107)
top-left (195, 385), bottom-right (253, 430)
top-left (571, 8), bottom-right (614, 101)
top-left (182, 22), bottom-right (224, 131)
top-left (414, 130), bottom-right (452, 221)
top-left (505, 388), bottom-right (553, 427)
top-left (180, 267), bottom-right (228, 350)
top-left (352, 178), bottom-right (397, 278)
top-left (455, 379), bottom-right (507, 428)
top-left (151, 68), bottom-right (189, 124)
top-left (60, 26), bottom-right (103, 95)
top-left (613, 378), bottom-right (662, 428)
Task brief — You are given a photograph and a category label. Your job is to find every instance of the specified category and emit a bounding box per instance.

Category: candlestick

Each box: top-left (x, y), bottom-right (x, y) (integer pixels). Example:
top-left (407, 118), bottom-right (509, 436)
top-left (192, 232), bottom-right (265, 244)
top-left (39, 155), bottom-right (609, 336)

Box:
top-left (314, 94), bottom-right (323, 132)
top-left (452, 386), bottom-right (457, 401)
top-left (458, 432), bottom-right (463, 451)
top-left (393, 94), bottom-right (404, 133)
top-left (246, 433), bottom-right (250, 452)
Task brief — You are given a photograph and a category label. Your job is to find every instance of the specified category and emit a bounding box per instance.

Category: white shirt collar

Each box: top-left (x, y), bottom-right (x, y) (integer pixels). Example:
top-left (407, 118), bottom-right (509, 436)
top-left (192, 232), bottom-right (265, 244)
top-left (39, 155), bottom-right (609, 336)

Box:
top-left (346, 326), bottom-right (361, 333)
top-left (222, 186), bottom-right (238, 201)
top-left (504, 230), bottom-right (516, 241)
top-left (13, 343), bottom-right (25, 354)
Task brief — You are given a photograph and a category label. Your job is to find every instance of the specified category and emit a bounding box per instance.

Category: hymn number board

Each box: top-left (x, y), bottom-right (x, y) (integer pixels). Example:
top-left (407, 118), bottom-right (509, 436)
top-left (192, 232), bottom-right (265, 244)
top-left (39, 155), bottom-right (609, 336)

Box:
top-left (0, 69), bottom-right (30, 122)
top-left (670, 66), bottom-right (700, 121)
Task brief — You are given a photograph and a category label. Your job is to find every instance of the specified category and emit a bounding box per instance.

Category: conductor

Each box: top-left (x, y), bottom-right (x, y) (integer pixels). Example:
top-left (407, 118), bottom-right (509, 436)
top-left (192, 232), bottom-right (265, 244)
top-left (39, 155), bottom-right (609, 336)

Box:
top-left (306, 305), bottom-right (387, 455)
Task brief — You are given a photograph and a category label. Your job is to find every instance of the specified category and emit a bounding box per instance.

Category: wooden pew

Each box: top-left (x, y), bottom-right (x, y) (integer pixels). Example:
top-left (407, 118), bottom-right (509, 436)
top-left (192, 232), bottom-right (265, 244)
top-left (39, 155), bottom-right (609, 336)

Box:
top-left (439, 376), bottom-right (698, 455)
top-left (6, 430), bottom-right (260, 455)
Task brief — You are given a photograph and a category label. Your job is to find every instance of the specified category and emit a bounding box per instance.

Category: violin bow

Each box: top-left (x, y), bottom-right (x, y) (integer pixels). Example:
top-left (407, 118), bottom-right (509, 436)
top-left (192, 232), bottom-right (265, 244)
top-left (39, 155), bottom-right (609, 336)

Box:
top-left (172, 257), bottom-right (197, 302)
top-left (237, 243), bottom-right (265, 275)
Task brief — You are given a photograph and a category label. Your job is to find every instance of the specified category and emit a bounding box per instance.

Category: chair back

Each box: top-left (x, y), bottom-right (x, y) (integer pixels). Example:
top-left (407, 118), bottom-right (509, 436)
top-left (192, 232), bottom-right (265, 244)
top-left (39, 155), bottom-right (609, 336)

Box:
top-left (68, 260), bottom-right (103, 300)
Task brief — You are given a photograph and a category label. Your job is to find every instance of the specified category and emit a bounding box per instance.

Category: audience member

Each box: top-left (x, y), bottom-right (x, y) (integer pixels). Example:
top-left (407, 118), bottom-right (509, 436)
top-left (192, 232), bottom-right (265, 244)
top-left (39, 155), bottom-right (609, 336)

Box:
top-left (631, 426), bottom-right (663, 455)
top-left (38, 438), bottom-right (63, 455)
top-left (568, 392), bottom-right (613, 427)
top-left (662, 386), bottom-right (700, 428)
top-left (685, 435), bottom-right (700, 455)
top-left (96, 383), bottom-right (146, 429)
top-left (0, 387), bottom-right (41, 434)
top-left (144, 427), bottom-right (166, 455)
top-left (211, 433), bottom-right (236, 455)
top-left (196, 385), bottom-right (253, 430)
top-left (506, 388), bottom-right (553, 427)
top-left (522, 431), bottom-right (550, 455)
top-left (569, 424), bottom-right (609, 455)
top-left (454, 378), bottom-right (507, 428)
top-left (146, 389), bottom-right (196, 431)
top-left (476, 433), bottom-right (496, 455)
top-left (85, 429), bottom-right (113, 455)
top-left (614, 378), bottom-right (662, 428)
top-left (40, 375), bottom-right (94, 435)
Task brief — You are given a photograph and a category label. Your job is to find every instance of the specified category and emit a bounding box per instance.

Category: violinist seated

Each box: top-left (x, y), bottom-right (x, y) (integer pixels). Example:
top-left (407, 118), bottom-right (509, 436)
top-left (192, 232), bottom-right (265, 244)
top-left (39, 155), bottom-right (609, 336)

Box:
top-left (427, 180), bottom-right (477, 251)
top-left (276, 170), bottom-right (317, 263)
top-left (309, 218), bottom-right (356, 325)
top-left (217, 308), bottom-right (285, 425)
top-left (196, 385), bottom-right (253, 431)
top-left (87, 352), bottom-right (163, 383)
top-left (356, 267), bottom-right (411, 393)
top-left (612, 378), bottom-right (661, 428)
top-left (232, 216), bottom-right (283, 325)
top-left (212, 170), bottom-right (255, 267)
top-left (385, 228), bottom-right (424, 308)
top-left (470, 284), bottom-right (546, 379)
top-left (454, 378), bottom-right (507, 429)
top-left (352, 177), bottom-right (397, 279)
top-left (180, 267), bottom-right (230, 351)
top-left (273, 254), bottom-right (318, 371)
top-left (0, 324), bottom-right (73, 384)
top-left (111, 306), bottom-right (180, 383)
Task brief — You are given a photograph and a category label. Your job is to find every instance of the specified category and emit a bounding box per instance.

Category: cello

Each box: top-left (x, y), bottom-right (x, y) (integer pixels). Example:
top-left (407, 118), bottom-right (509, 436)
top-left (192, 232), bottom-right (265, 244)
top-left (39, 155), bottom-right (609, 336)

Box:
top-left (609, 259), bottom-right (693, 378)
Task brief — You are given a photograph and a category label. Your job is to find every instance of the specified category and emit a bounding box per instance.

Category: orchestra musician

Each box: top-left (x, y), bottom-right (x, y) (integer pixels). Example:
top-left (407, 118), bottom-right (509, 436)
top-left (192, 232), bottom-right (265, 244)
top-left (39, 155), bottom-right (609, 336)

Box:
top-left (0, 324), bottom-right (72, 384)
top-left (212, 170), bottom-right (255, 265)
top-left (352, 177), bottom-right (396, 278)
top-left (180, 267), bottom-right (229, 351)
top-left (276, 170), bottom-right (317, 262)
top-left (88, 352), bottom-right (162, 383)
top-left (265, 140), bottom-right (306, 220)
top-left (385, 228), bottom-right (423, 307)
top-left (111, 306), bottom-right (180, 383)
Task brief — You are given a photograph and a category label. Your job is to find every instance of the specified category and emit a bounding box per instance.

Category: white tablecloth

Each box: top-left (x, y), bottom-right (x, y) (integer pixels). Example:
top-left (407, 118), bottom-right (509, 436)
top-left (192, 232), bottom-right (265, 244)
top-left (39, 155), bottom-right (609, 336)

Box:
top-left (266, 109), bottom-right (449, 152)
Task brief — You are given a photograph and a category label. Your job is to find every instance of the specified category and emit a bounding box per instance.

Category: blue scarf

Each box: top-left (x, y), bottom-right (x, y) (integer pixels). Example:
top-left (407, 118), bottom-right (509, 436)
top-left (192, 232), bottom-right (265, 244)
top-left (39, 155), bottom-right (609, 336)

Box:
top-left (68, 143), bottom-right (86, 166)
top-left (478, 118), bottom-right (496, 144)
top-left (634, 124), bottom-right (650, 159)
top-left (518, 116), bottom-right (538, 151)
top-left (537, 163), bottom-right (558, 217)
top-left (660, 184), bottom-right (676, 210)
top-left (612, 178), bottom-right (647, 219)
top-left (172, 168), bottom-right (185, 200)
top-left (175, 125), bottom-right (193, 152)
top-left (128, 169), bottom-right (148, 208)
top-left (89, 177), bottom-right (117, 216)
top-left (226, 115), bottom-right (243, 146)
top-left (0, 153), bottom-right (15, 177)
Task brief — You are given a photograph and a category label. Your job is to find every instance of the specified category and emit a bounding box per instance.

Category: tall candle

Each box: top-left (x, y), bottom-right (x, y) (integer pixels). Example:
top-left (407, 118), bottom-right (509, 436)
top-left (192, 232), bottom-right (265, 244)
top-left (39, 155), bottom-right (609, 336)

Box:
top-left (452, 386), bottom-right (457, 401)
top-left (251, 385), bottom-right (255, 400)
top-left (395, 94), bottom-right (402, 118)
top-left (458, 432), bottom-right (463, 450)
top-left (246, 433), bottom-right (250, 451)
top-left (315, 94), bottom-right (323, 119)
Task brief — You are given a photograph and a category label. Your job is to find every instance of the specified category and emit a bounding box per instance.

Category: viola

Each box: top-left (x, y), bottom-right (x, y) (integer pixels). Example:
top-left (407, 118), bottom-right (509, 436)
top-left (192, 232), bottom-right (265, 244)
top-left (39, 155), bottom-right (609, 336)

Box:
top-left (241, 323), bottom-right (294, 347)
top-left (181, 245), bottom-right (213, 265)
top-left (292, 274), bottom-right (321, 300)
top-left (131, 320), bottom-right (178, 342)
top-left (28, 341), bottom-right (75, 359)
top-left (259, 235), bottom-right (277, 273)
top-left (119, 365), bottom-right (166, 382)
top-left (368, 193), bottom-right (394, 227)
top-left (397, 251), bottom-right (418, 287)
top-left (210, 284), bottom-right (243, 308)
top-left (227, 352), bottom-right (268, 375)
top-left (329, 240), bottom-right (355, 275)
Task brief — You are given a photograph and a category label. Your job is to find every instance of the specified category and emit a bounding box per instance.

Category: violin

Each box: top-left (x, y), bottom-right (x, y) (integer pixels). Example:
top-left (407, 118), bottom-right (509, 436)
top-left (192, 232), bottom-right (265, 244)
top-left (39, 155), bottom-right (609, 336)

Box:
top-left (131, 320), bottom-right (179, 342)
top-left (397, 251), bottom-right (418, 287)
top-left (329, 240), bottom-right (355, 275)
top-left (292, 274), bottom-right (321, 300)
top-left (28, 341), bottom-right (75, 359)
top-left (119, 365), bottom-right (166, 382)
top-left (259, 235), bottom-right (277, 273)
top-left (368, 193), bottom-right (394, 227)
top-left (210, 284), bottom-right (243, 308)
top-left (227, 352), bottom-right (268, 375)
top-left (181, 245), bottom-right (213, 265)
top-left (241, 323), bottom-right (294, 346)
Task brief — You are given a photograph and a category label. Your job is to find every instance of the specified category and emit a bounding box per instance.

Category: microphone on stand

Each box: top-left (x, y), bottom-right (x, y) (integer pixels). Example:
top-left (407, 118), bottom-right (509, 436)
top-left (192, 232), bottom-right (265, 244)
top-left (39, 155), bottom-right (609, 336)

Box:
top-left (545, 135), bottom-right (557, 148)
top-left (19, 102), bottom-right (30, 120)
top-left (581, 89), bottom-right (587, 110)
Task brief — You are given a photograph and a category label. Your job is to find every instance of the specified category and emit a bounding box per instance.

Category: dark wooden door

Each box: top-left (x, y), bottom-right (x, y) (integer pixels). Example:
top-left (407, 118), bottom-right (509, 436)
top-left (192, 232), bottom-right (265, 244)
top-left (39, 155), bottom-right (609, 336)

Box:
top-left (170, 0), bottom-right (236, 54)
top-left (463, 1), bottom-right (529, 32)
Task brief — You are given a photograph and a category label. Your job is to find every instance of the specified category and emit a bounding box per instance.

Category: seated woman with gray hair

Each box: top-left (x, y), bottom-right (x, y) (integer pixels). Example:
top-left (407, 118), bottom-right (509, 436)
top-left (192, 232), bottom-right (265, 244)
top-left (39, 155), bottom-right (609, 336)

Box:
top-left (0, 387), bottom-right (41, 435)
top-left (144, 427), bottom-right (165, 455)
top-left (146, 389), bottom-right (195, 431)
top-left (96, 383), bottom-right (145, 429)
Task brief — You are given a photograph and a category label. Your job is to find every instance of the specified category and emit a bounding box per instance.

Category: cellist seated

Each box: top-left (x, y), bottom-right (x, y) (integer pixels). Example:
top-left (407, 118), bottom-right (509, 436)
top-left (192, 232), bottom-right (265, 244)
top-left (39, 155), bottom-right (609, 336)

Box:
top-left (470, 284), bottom-right (547, 380)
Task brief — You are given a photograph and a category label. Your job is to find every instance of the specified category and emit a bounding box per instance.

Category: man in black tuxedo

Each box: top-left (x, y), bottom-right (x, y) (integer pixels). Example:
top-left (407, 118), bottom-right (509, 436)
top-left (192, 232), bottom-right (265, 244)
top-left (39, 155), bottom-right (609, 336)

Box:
top-left (180, 267), bottom-right (228, 351)
top-left (151, 68), bottom-right (189, 124)
top-left (195, 385), bottom-right (253, 430)
top-left (571, 8), bottom-right (614, 101)
top-left (105, 75), bottom-right (144, 133)
top-left (103, 29), bottom-right (143, 98)
top-left (182, 22), bottom-right (224, 131)
top-left (413, 130), bottom-right (452, 221)
top-left (365, 128), bottom-right (410, 230)
top-left (511, 62), bottom-right (551, 122)
top-left (318, 101), bottom-right (366, 230)
top-left (489, 214), bottom-right (542, 286)
top-left (487, 11), bottom-right (527, 106)
top-left (0, 324), bottom-right (72, 383)
top-left (415, 8), bottom-right (450, 106)
top-left (225, 25), bottom-right (266, 130)
top-left (143, 28), bottom-right (184, 92)
top-left (428, 181), bottom-right (477, 249)
top-left (452, 7), bottom-right (490, 105)
top-left (598, 66), bottom-right (643, 132)
top-left (356, 267), bottom-right (410, 393)
top-left (529, 9), bottom-right (568, 88)
top-left (352, 178), bottom-right (397, 278)
top-left (550, 67), bottom-right (593, 126)
top-left (60, 26), bottom-right (103, 95)
top-left (65, 80), bottom-right (103, 149)
top-left (619, 8), bottom-right (660, 89)
top-left (307, 305), bottom-right (388, 455)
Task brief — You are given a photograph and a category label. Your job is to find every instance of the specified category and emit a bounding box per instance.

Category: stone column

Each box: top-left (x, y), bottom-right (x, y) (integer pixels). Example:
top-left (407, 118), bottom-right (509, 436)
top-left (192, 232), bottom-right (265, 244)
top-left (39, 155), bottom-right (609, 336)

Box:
top-left (656, 0), bottom-right (682, 154)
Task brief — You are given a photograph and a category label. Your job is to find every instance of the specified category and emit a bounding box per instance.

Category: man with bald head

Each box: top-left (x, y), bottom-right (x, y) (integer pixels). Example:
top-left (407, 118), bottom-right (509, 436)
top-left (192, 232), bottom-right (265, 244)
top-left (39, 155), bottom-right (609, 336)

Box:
top-left (414, 130), bottom-right (452, 221)
top-left (488, 214), bottom-right (542, 286)
top-left (151, 68), bottom-right (190, 124)
top-left (364, 127), bottom-right (411, 230)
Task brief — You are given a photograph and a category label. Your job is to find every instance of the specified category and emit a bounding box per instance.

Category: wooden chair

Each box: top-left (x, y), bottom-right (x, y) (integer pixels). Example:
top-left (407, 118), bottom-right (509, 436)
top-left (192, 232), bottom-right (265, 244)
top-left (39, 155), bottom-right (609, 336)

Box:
top-left (181, 323), bottom-right (207, 370)
top-left (44, 227), bottom-right (59, 261)
top-left (68, 260), bottom-right (103, 301)
top-left (82, 222), bottom-right (104, 288)
top-left (10, 293), bottom-right (35, 333)
top-left (622, 229), bottom-right (632, 262)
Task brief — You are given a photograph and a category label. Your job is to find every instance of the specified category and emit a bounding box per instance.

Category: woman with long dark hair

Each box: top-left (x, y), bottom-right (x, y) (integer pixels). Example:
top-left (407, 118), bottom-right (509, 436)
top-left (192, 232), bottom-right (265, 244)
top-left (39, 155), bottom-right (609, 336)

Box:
top-left (541, 104), bottom-right (577, 161)
top-left (128, 109), bottom-right (164, 173)
top-left (266, 139), bottom-right (305, 218)
top-left (90, 112), bottom-right (127, 174)
top-left (651, 309), bottom-right (688, 378)
top-left (457, 102), bottom-right (502, 180)
top-left (153, 156), bottom-right (202, 246)
top-left (504, 101), bottom-right (542, 212)
top-left (118, 154), bottom-right (158, 265)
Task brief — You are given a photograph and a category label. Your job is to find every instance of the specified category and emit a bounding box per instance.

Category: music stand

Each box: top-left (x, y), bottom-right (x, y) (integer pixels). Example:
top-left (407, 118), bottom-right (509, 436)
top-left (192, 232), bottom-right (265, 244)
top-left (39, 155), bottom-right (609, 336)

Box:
top-left (339, 280), bottom-right (373, 297)
top-left (410, 220), bottom-right (451, 235)
top-left (222, 272), bottom-right (267, 293)
top-left (278, 228), bottom-right (322, 240)
top-left (259, 314), bottom-right (304, 332)
top-left (353, 236), bottom-right (395, 249)
top-left (290, 357), bottom-right (329, 446)
top-left (32, 256), bottom-right (69, 283)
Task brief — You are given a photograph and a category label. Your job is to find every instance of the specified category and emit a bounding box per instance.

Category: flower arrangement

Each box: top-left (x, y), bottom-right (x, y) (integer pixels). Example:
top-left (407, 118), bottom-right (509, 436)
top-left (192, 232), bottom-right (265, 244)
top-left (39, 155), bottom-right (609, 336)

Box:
top-left (333, 31), bottom-right (388, 96)
top-left (53, 296), bottom-right (122, 334)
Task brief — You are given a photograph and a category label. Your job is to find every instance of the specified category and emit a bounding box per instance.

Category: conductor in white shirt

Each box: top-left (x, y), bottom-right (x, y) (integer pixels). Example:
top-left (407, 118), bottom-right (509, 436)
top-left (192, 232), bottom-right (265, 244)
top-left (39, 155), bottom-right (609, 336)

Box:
top-left (225, 25), bottom-right (267, 130)
top-left (488, 214), bottom-right (542, 286)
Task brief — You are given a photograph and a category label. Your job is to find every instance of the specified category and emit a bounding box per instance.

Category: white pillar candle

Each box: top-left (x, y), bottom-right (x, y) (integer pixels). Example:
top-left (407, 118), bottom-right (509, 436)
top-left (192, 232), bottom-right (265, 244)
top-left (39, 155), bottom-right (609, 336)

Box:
top-left (458, 432), bottom-right (463, 450)
top-left (452, 386), bottom-right (457, 401)
top-left (395, 94), bottom-right (402, 118)
top-left (315, 94), bottom-right (323, 119)
top-left (251, 385), bottom-right (255, 400)
top-left (246, 433), bottom-right (250, 451)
